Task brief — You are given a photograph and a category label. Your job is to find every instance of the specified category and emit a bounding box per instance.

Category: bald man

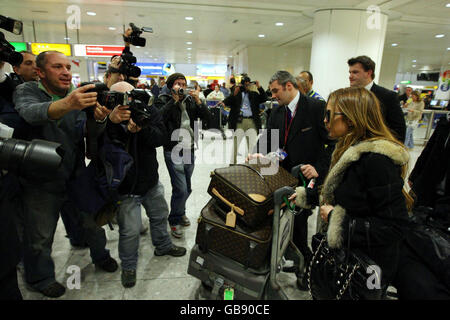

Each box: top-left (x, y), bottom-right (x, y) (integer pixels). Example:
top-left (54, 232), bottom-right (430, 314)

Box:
top-left (107, 81), bottom-right (186, 288)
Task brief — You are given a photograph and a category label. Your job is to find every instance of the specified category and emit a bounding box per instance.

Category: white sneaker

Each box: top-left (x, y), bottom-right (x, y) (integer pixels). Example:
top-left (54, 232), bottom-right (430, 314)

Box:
top-left (171, 225), bottom-right (183, 238)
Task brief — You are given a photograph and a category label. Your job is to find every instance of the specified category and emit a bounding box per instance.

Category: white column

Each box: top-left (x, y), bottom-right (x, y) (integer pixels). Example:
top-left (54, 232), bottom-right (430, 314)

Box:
top-left (309, 8), bottom-right (388, 100)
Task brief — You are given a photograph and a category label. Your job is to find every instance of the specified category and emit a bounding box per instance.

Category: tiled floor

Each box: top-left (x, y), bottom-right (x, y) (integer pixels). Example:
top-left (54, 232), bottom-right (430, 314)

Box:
top-left (16, 129), bottom-right (425, 300)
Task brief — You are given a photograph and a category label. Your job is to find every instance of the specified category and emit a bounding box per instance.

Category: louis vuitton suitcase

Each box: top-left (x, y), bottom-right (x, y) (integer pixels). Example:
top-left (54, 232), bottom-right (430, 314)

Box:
top-left (196, 198), bottom-right (272, 270)
top-left (207, 163), bottom-right (298, 229)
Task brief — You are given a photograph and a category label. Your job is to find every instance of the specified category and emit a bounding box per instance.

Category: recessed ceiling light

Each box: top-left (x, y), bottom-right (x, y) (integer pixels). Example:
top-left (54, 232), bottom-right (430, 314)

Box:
top-left (229, 55), bottom-right (232, 58)
top-left (412, 60), bottom-right (417, 62)
top-left (391, 43), bottom-right (398, 47)
top-left (258, 34), bottom-right (265, 38)
top-left (435, 34), bottom-right (445, 38)
top-left (186, 41), bottom-right (192, 45)
top-left (412, 65), bottom-right (417, 67)
top-left (446, 3), bottom-right (450, 7)
top-left (186, 30), bottom-right (193, 34)
top-left (87, 12), bottom-right (96, 16)
top-left (136, 46), bottom-right (141, 48)
top-left (447, 47), bottom-right (450, 50)
top-left (64, 37), bottom-right (70, 40)
top-left (108, 27), bottom-right (116, 30)
top-left (187, 48), bottom-right (192, 50)
top-left (275, 22), bottom-right (284, 26)
top-left (185, 17), bottom-right (194, 20)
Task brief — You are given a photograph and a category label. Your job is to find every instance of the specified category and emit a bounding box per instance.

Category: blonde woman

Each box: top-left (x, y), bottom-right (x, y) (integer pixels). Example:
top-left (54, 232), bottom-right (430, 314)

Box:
top-left (403, 90), bottom-right (425, 149)
top-left (291, 87), bottom-right (450, 299)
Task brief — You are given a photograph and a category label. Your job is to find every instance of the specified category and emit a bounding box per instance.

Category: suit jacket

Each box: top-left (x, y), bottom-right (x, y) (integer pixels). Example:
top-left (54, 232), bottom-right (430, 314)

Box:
top-left (256, 92), bottom-right (334, 185)
top-left (370, 83), bottom-right (406, 142)
top-left (223, 86), bottom-right (267, 130)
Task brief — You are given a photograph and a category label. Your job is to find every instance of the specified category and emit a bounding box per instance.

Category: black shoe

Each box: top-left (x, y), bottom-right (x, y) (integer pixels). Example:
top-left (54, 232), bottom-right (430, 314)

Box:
top-left (296, 274), bottom-right (309, 291)
top-left (154, 245), bottom-right (187, 257)
top-left (39, 282), bottom-right (66, 298)
top-left (121, 269), bottom-right (136, 288)
top-left (95, 257), bottom-right (118, 272)
top-left (180, 215), bottom-right (191, 227)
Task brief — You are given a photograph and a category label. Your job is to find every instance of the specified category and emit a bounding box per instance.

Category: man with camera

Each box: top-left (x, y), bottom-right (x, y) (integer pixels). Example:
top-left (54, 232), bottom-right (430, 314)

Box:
top-left (105, 81), bottom-right (186, 288)
top-left (221, 75), bottom-right (267, 164)
top-left (13, 50), bottom-right (119, 298)
top-left (155, 72), bottom-right (210, 237)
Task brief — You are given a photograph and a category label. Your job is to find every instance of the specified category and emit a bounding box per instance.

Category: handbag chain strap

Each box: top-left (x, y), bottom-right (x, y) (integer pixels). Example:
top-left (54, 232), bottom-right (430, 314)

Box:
top-left (307, 236), bottom-right (326, 297)
top-left (337, 263), bottom-right (359, 300)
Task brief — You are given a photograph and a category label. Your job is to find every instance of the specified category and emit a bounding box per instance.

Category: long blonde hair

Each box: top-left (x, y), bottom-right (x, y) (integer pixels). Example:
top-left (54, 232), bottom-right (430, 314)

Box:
top-left (327, 87), bottom-right (414, 210)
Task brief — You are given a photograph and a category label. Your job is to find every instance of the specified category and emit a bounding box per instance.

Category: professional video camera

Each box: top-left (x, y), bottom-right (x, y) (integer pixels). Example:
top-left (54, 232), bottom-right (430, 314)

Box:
top-left (82, 83), bottom-right (154, 129)
top-left (0, 15), bottom-right (24, 66)
top-left (118, 51), bottom-right (141, 78)
top-left (123, 23), bottom-right (153, 47)
top-left (0, 123), bottom-right (63, 179)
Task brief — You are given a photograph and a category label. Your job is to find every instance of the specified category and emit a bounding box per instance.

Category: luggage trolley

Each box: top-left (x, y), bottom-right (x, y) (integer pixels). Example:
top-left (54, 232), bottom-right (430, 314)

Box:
top-left (187, 168), bottom-right (304, 300)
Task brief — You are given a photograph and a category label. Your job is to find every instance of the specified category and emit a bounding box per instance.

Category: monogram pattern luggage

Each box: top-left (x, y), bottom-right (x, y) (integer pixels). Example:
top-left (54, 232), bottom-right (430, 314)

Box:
top-left (196, 199), bottom-right (272, 270)
top-left (207, 163), bottom-right (298, 229)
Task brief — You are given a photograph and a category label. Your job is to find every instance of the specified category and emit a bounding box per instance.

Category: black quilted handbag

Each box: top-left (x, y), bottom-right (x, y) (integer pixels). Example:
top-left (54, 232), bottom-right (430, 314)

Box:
top-left (308, 219), bottom-right (384, 300)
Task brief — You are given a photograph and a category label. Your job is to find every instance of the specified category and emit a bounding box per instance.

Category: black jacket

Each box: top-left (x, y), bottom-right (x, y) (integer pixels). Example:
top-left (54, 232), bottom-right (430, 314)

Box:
top-left (316, 140), bottom-right (411, 284)
top-left (409, 116), bottom-right (450, 207)
top-left (154, 94), bottom-right (210, 152)
top-left (370, 83), bottom-right (406, 142)
top-left (256, 92), bottom-right (334, 185)
top-left (0, 73), bottom-right (24, 103)
top-left (223, 86), bottom-right (267, 130)
top-left (106, 105), bottom-right (167, 196)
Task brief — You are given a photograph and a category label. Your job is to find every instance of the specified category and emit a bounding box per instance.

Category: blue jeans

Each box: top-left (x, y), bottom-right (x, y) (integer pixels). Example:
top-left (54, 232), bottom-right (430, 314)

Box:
top-left (21, 185), bottom-right (110, 290)
top-left (405, 123), bottom-right (415, 149)
top-left (164, 149), bottom-right (195, 226)
top-left (116, 181), bottom-right (173, 271)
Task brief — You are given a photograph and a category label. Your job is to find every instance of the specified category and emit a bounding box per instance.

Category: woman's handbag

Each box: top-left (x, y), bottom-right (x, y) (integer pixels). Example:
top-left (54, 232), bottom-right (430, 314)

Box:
top-left (308, 219), bottom-right (384, 300)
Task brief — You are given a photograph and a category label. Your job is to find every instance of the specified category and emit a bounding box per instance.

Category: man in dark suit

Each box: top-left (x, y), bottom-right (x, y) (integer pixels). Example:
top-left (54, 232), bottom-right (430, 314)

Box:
top-left (248, 70), bottom-right (334, 290)
top-left (348, 55), bottom-right (406, 142)
top-left (222, 75), bottom-right (267, 163)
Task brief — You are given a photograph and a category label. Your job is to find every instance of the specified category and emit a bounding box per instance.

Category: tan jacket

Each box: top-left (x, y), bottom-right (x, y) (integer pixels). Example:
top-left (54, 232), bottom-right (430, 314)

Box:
top-left (405, 100), bottom-right (425, 122)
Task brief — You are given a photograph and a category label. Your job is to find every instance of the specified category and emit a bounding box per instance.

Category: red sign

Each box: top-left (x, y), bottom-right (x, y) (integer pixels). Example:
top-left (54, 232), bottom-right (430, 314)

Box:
top-left (74, 44), bottom-right (125, 57)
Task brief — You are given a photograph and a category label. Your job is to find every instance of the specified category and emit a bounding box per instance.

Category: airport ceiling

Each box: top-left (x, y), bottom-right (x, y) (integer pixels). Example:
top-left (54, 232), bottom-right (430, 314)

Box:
top-left (1, 0), bottom-right (449, 73)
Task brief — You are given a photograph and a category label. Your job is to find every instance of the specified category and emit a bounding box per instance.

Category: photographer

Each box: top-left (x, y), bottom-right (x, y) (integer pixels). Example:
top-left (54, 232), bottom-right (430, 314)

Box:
top-left (155, 72), bottom-right (210, 237)
top-left (221, 75), bottom-right (267, 164)
top-left (13, 50), bottom-right (118, 298)
top-left (106, 81), bottom-right (186, 288)
top-left (0, 51), bottom-right (38, 103)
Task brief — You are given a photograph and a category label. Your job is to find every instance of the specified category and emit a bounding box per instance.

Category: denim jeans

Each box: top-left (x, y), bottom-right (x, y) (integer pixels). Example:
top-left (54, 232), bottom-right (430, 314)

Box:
top-left (164, 149), bottom-right (195, 226)
top-left (21, 185), bottom-right (110, 290)
top-left (116, 181), bottom-right (173, 271)
top-left (60, 200), bottom-right (87, 246)
top-left (405, 123), bottom-right (415, 149)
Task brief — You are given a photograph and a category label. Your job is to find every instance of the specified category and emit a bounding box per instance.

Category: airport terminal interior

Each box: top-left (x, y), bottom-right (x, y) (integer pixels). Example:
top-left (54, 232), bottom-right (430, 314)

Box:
top-left (0, 0), bottom-right (449, 300)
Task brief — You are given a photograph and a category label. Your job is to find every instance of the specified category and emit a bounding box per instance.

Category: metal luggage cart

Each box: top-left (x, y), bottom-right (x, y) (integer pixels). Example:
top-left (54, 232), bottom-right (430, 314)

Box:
top-left (199, 100), bottom-right (227, 139)
top-left (189, 168), bottom-right (303, 300)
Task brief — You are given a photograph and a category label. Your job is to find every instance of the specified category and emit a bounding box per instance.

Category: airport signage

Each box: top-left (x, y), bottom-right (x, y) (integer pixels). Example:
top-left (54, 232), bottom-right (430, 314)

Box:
top-left (74, 44), bottom-right (125, 57)
top-left (136, 63), bottom-right (175, 76)
top-left (31, 43), bottom-right (72, 56)
top-left (11, 42), bottom-right (27, 52)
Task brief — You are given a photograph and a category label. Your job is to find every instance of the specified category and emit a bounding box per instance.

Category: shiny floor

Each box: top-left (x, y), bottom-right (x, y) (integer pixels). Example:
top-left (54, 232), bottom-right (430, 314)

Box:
top-left (17, 128), bottom-right (425, 300)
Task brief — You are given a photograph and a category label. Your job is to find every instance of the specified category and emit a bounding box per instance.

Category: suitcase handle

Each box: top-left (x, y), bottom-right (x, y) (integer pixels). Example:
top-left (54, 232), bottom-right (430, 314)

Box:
top-left (211, 188), bottom-right (245, 216)
top-left (232, 163), bottom-right (273, 193)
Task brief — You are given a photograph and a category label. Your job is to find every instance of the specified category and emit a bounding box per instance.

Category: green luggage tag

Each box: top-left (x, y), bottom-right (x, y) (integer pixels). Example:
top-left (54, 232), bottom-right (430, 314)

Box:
top-left (224, 287), bottom-right (234, 300)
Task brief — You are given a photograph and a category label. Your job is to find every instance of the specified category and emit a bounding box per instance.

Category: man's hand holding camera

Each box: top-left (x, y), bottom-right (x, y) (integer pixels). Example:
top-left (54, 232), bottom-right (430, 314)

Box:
top-left (188, 89), bottom-right (202, 105)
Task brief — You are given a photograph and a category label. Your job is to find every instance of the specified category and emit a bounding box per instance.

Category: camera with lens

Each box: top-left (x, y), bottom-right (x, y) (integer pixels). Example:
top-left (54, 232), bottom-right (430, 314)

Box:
top-left (117, 51), bottom-right (141, 78)
top-left (0, 15), bottom-right (24, 66)
top-left (123, 23), bottom-right (153, 47)
top-left (82, 83), bottom-right (154, 129)
top-left (0, 123), bottom-right (63, 179)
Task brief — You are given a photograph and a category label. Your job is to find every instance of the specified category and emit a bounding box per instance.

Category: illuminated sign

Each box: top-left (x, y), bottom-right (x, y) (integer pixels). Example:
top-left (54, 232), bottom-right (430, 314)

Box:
top-left (31, 43), bottom-right (72, 56)
top-left (196, 64), bottom-right (227, 76)
top-left (74, 44), bottom-right (125, 57)
top-left (136, 63), bottom-right (175, 76)
top-left (400, 80), bottom-right (411, 84)
top-left (11, 42), bottom-right (27, 52)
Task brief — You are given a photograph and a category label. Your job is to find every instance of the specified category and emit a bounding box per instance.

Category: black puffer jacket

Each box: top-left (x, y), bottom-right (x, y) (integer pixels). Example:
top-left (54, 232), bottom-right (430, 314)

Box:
top-left (154, 94), bottom-right (210, 152)
top-left (106, 105), bottom-right (167, 196)
top-left (296, 139), bottom-right (411, 284)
